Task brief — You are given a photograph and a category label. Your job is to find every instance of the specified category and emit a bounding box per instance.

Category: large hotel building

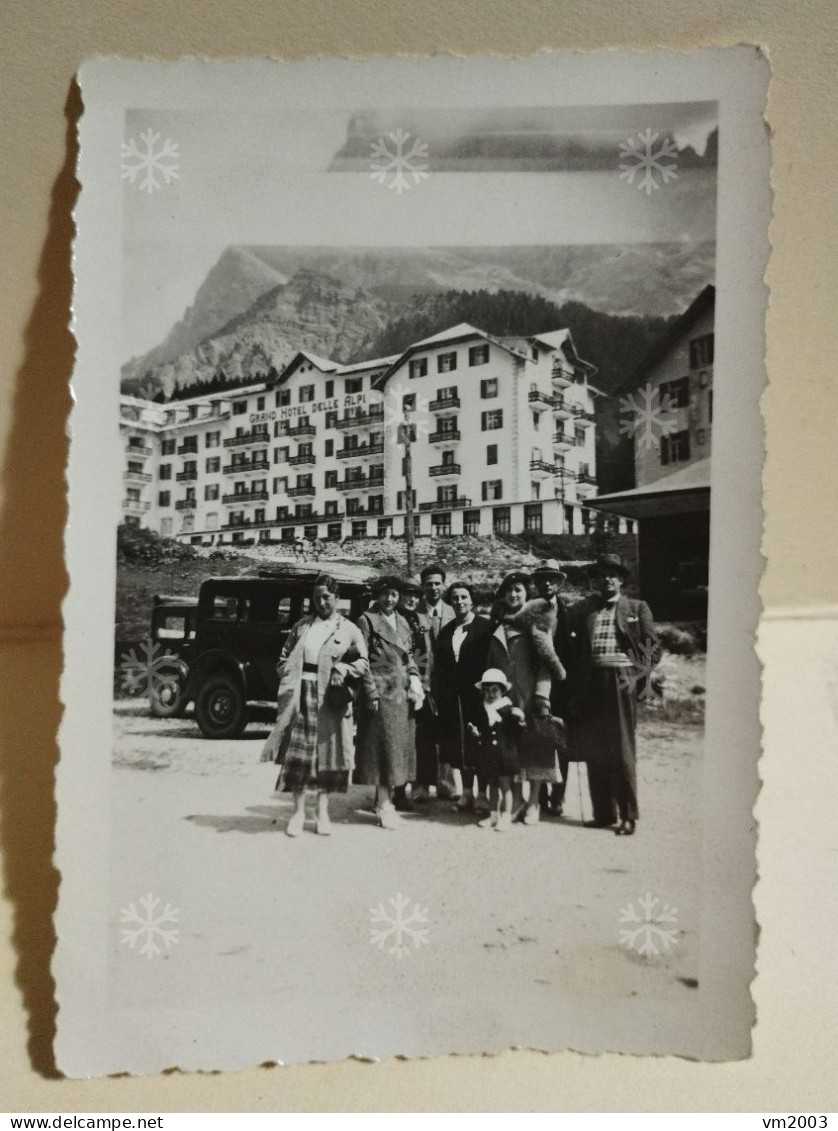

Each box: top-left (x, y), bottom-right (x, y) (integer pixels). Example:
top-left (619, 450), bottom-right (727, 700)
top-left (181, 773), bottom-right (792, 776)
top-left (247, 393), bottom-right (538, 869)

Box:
top-left (120, 321), bottom-right (618, 545)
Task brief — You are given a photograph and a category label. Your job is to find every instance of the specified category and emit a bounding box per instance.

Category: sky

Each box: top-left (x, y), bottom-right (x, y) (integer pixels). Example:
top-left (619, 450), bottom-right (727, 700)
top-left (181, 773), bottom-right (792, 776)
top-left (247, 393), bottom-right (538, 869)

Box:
top-left (122, 103), bottom-right (717, 359)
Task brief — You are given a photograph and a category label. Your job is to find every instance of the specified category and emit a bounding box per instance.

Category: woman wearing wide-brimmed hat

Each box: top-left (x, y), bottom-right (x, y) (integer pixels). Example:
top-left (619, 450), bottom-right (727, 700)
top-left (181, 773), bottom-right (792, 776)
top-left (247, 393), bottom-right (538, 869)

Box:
top-left (260, 572), bottom-right (374, 838)
top-left (487, 569), bottom-right (557, 825)
top-left (354, 575), bottom-right (424, 829)
top-left (571, 553), bottom-right (662, 836)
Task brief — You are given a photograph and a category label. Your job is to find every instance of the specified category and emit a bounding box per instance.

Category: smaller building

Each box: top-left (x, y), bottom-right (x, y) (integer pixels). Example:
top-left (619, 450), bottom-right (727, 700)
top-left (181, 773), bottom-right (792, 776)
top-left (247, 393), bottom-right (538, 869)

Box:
top-left (591, 285), bottom-right (714, 621)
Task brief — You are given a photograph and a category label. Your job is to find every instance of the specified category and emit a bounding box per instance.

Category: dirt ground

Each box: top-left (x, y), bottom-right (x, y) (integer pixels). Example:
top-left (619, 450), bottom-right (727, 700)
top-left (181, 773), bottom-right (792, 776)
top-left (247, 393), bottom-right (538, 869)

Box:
top-left (107, 660), bottom-right (705, 1064)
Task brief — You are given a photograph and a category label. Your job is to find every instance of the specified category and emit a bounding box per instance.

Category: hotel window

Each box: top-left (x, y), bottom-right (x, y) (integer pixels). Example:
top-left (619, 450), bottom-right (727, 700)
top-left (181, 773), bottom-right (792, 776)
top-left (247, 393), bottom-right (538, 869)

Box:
top-left (480, 378), bottom-right (498, 398)
top-left (469, 343), bottom-right (489, 366)
top-left (377, 518), bottom-right (393, 538)
top-left (531, 344), bottom-right (539, 361)
top-left (254, 396), bottom-right (264, 411)
top-left (298, 474), bottom-right (313, 488)
top-left (346, 497), bottom-right (362, 516)
top-left (325, 500), bottom-right (339, 516)
top-left (124, 516), bottom-right (140, 528)
top-left (369, 495), bottom-right (384, 515)
top-left (232, 401), bottom-right (247, 415)
top-left (438, 484), bottom-right (458, 503)
top-left (402, 393), bottom-right (416, 413)
top-left (531, 482), bottom-right (541, 500)
top-left (482, 480), bottom-right (503, 501)
top-left (206, 456), bottom-right (220, 474)
top-left (205, 484), bottom-right (219, 501)
top-left (689, 333), bottom-right (714, 368)
top-left (492, 506), bottom-right (511, 535)
top-left (441, 449), bottom-right (457, 468)
top-left (325, 470), bottom-right (338, 488)
top-left (524, 503), bottom-right (543, 533)
top-left (432, 512), bottom-right (452, 536)
top-left (437, 385), bottom-right (458, 402)
top-left (180, 436), bottom-right (198, 453)
top-left (296, 504), bottom-right (313, 518)
top-left (437, 351), bottom-right (457, 373)
top-left (660, 429), bottom-right (691, 465)
top-left (369, 431), bottom-right (383, 447)
top-left (532, 412), bottom-right (540, 431)
top-left (345, 377), bottom-right (363, 394)
top-left (481, 410), bottom-right (503, 431)
top-left (409, 357), bottom-right (428, 379)
top-left (325, 439), bottom-right (334, 456)
top-left (298, 442), bottom-right (313, 457)
top-left (159, 463), bottom-right (172, 480)
top-left (161, 439), bottom-right (176, 455)
top-left (438, 415), bottom-right (458, 434)
top-left (325, 410), bottom-right (338, 428)
top-left (158, 491), bottom-right (170, 507)
top-left (659, 376), bottom-right (690, 408)
top-left (188, 405), bottom-right (198, 420)
top-left (304, 525), bottom-right (318, 540)
top-left (127, 460), bottom-right (143, 475)
top-left (351, 521), bottom-right (368, 539)
top-left (185, 488), bottom-right (196, 504)
top-left (275, 389), bottom-right (291, 407)
top-left (205, 431), bottom-right (220, 448)
top-left (486, 444), bottom-right (498, 465)
top-left (276, 505), bottom-right (289, 520)
top-left (299, 385), bottom-right (315, 403)
top-left (370, 464), bottom-right (384, 483)
top-left (575, 427), bottom-right (585, 445)
top-left (327, 523), bottom-right (342, 540)
top-left (254, 509), bottom-right (265, 524)
top-left (397, 489), bottom-right (417, 510)
top-left (463, 509), bottom-right (480, 536)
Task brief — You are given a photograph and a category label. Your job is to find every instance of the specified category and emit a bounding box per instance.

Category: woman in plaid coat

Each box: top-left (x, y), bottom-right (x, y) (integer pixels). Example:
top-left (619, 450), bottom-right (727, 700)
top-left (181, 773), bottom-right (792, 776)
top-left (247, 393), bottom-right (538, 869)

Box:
top-left (261, 573), bottom-right (374, 838)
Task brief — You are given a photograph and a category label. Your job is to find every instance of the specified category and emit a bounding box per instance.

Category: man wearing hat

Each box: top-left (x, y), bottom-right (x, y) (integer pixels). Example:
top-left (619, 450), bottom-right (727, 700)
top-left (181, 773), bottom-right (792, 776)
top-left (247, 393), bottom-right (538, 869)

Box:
top-left (571, 554), bottom-right (662, 836)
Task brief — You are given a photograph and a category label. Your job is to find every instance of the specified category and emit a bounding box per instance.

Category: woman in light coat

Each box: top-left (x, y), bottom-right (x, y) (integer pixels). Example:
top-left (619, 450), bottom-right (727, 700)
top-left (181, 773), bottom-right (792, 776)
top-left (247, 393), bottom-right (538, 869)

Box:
top-left (261, 573), bottom-right (373, 837)
top-left (354, 576), bottom-right (423, 829)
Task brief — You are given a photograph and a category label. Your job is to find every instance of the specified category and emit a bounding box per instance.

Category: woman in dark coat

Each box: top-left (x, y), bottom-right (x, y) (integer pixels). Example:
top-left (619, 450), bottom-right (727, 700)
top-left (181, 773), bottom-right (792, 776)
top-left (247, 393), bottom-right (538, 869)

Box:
top-left (354, 576), bottom-right (423, 829)
top-left (431, 581), bottom-right (494, 812)
top-left (394, 576), bottom-right (435, 809)
top-left (487, 570), bottom-right (555, 826)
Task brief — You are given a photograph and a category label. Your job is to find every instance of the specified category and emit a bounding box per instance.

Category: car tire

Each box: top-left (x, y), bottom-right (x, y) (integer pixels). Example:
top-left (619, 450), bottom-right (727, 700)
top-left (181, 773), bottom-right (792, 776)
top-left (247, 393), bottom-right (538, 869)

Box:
top-left (149, 677), bottom-right (189, 719)
top-left (194, 673), bottom-right (248, 739)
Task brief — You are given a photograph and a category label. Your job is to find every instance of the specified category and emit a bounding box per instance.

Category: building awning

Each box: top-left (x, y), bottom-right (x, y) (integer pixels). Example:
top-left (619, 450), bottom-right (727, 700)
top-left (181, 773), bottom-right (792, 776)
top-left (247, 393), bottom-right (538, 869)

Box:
top-left (589, 458), bottom-right (711, 519)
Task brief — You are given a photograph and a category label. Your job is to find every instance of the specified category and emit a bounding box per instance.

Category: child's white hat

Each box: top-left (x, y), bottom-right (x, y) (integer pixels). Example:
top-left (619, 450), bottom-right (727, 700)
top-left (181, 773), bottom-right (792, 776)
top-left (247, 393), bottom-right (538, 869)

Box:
top-left (475, 668), bottom-right (512, 692)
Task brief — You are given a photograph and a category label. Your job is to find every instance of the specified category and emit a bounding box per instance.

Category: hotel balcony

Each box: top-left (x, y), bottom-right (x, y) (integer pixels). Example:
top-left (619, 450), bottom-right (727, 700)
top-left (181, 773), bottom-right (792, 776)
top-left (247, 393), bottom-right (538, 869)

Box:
top-left (428, 428), bottom-right (461, 445)
top-left (126, 442), bottom-right (153, 458)
top-left (123, 498), bottom-right (151, 512)
top-left (573, 407), bottom-right (595, 427)
top-left (123, 470), bottom-right (152, 484)
top-left (271, 510), bottom-right (344, 525)
top-left (285, 422), bottom-right (316, 438)
top-left (552, 395), bottom-right (572, 419)
top-left (551, 362), bottom-right (575, 389)
top-left (176, 443), bottom-right (199, 456)
top-left (223, 458), bottom-right (270, 476)
top-left (288, 484), bottom-right (316, 498)
top-left (575, 473), bottom-right (598, 497)
top-left (334, 407), bottom-right (384, 430)
top-left (288, 452), bottom-right (316, 466)
top-left (176, 469), bottom-right (198, 482)
top-left (429, 394), bottom-right (461, 412)
top-left (418, 497), bottom-right (472, 512)
top-left (222, 489), bottom-right (269, 505)
top-left (529, 458), bottom-right (556, 478)
top-left (175, 499), bottom-right (196, 511)
top-left (222, 517), bottom-right (256, 530)
top-left (335, 441), bottom-right (384, 459)
top-left (429, 463), bottom-right (461, 478)
top-left (553, 431), bottom-right (578, 451)
top-left (336, 474), bottom-right (384, 492)
top-left (222, 429), bottom-right (270, 449)
top-left (528, 390), bottom-right (554, 411)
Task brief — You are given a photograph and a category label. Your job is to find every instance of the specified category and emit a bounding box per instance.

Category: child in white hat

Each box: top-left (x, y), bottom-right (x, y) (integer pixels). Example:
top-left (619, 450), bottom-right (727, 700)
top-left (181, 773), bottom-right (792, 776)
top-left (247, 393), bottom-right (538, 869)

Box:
top-left (468, 669), bottom-right (525, 831)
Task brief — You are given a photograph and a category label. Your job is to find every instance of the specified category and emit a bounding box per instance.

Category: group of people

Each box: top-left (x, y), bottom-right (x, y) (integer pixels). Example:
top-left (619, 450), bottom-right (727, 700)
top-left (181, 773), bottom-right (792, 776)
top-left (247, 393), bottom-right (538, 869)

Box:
top-left (260, 556), bottom-right (661, 839)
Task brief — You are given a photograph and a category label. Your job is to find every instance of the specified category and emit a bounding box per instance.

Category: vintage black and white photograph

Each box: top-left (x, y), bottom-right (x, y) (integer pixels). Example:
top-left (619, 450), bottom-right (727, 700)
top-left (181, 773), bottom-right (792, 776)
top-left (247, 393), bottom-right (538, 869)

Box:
top-left (57, 51), bottom-right (768, 1073)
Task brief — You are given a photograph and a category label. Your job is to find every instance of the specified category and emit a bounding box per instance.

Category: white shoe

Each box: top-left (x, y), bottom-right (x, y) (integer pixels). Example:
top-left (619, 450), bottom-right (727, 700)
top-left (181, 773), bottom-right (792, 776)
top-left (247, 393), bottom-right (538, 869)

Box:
top-left (477, 813), bottom-right (498, 829)
top-left (377, 804), bottom-right (400, 830)
top-left (495, 811), bottom-right (512, 832)
top-left (286, 809), bottom-right (305, 837)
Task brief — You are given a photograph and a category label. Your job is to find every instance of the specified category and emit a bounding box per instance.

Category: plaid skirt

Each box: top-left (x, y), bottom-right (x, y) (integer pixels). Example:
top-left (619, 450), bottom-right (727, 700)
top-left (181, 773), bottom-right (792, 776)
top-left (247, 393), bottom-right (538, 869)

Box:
top-left (276, 678), bottom-right (350, 794)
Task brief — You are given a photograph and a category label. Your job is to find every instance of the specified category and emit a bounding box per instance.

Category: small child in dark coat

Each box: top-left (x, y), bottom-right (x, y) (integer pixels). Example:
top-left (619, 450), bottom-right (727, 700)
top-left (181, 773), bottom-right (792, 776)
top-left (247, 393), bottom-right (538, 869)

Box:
top-left (467, 669), bottom-right (526, 831)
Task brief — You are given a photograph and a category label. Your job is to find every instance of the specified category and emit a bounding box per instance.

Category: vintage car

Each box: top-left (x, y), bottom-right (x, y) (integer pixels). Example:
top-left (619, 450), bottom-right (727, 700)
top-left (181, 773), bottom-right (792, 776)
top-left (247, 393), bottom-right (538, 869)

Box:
top-left (163, 566), bottom-right (374, 739)
top-left (147, 594), bottom-right (199, 718)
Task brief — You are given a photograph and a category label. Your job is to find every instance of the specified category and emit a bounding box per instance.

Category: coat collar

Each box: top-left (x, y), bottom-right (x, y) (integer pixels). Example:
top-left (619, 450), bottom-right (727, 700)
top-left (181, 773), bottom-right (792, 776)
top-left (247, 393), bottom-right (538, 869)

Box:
top-left (364, 607), bottom-right (410, 649)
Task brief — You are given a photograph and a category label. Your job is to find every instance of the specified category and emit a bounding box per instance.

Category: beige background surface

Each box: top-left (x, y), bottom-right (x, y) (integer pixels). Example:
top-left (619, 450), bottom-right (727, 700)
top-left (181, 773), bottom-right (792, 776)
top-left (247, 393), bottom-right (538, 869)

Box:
top-left (0, 0), bottom-right (836, 1112)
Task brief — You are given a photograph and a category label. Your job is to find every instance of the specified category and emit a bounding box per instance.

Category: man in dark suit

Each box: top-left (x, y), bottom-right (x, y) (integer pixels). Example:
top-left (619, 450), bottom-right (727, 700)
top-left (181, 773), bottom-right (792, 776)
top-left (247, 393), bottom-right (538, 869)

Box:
top-left (417, 563), bottom-right (457, 798)
top-left (571, 554), bottom-right (662, 836)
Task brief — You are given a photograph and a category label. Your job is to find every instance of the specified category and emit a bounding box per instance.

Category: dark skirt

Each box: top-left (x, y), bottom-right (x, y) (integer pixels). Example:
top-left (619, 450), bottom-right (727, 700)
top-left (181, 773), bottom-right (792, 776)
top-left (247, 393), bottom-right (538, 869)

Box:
top-left (437, 694), bottom-right (479, 771)
top-left (276, 679), bottom-right (349, 794)
top-left (575, 667), bottom-right (638, 822)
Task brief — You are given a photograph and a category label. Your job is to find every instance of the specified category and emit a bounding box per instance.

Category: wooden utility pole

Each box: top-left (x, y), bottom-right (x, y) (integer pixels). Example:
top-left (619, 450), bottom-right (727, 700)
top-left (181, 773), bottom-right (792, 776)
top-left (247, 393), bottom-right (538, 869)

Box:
top-left (398, 412), bottom-right (416, 575)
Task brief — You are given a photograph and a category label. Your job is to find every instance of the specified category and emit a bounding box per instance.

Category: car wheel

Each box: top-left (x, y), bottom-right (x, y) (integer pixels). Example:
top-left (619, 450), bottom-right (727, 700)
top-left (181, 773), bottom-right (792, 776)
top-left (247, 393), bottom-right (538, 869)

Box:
top-left (149, 673), bottom-right (188, 719)
top-left (195, 674), bottom-right (248, 739)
